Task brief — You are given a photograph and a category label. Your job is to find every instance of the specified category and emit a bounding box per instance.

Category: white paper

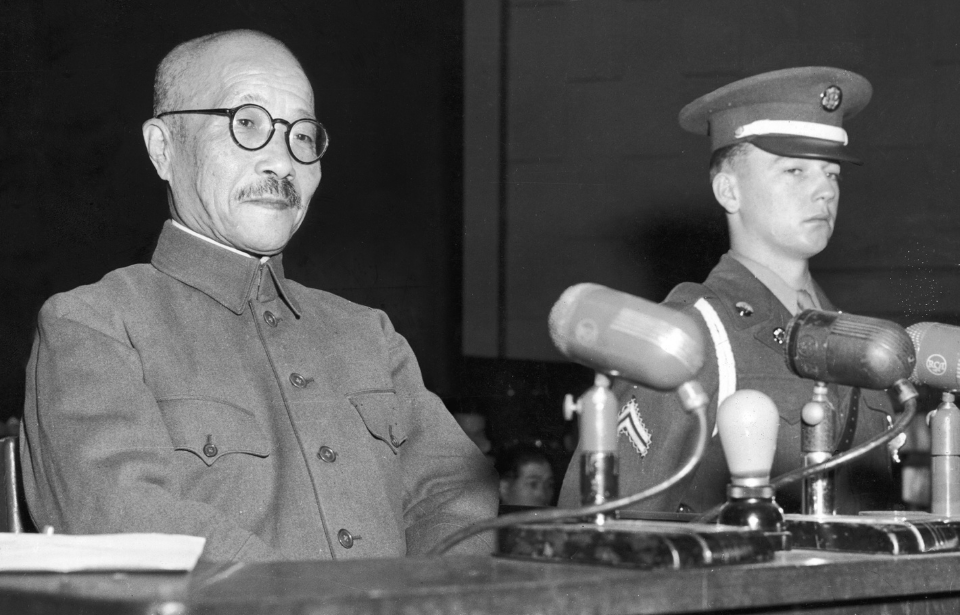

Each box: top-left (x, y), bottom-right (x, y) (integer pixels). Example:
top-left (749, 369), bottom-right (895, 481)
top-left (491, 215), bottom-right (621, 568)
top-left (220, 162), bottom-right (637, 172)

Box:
top-left (0, 533), bottom-right (206, 572)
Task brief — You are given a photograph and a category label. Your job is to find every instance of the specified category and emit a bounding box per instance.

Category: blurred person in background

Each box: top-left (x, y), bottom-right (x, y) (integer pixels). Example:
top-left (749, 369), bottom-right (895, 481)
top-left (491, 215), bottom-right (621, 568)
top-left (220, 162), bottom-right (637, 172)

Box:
top-left (496, 444), bottom-right (555, 508)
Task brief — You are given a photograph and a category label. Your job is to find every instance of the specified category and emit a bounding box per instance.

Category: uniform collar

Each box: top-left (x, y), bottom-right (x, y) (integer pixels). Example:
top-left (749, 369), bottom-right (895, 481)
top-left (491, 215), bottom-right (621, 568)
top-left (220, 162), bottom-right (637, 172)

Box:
top-left (151, 220), bottom-right (302, 317)
top-left (704, 254), bottom-right (833, 344)
top-left (705, 254), bottom-right (785, 328)
top-left (170, 220), bottom-right (263, 261)
top-left (728, 250), bottom-right (821, 316)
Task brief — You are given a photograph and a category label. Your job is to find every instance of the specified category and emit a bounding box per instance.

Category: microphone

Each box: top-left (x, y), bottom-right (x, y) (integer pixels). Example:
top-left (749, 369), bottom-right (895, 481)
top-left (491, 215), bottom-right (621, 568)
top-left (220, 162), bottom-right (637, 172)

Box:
top-left (784, 309), bottom-right (915, 390)
top-left (776, 309), bottom-right (919, 514)
top-left (549, 284), bottom-right (711, 517)
top-left (548, 284), bottom-right (705, 391)
top-left (906, 322), bottom-right (960, 391)
top-left (906, 322), bottom-right (960, 514)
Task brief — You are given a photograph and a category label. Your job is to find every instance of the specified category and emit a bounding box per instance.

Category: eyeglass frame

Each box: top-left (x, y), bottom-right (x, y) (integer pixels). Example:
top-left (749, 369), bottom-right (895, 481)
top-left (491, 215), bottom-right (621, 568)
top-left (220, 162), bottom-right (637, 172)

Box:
top-left (155, 103), bottom-right (329, 164)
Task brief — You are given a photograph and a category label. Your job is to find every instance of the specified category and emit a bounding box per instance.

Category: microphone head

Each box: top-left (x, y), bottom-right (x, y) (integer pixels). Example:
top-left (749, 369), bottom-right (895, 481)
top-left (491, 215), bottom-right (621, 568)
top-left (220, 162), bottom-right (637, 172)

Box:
top-left (784, 309), bottom-right (915, 390)
top-left (906, 322), bottom-right (960, 391)
top-left (548, 284), bottom-right (705, 391)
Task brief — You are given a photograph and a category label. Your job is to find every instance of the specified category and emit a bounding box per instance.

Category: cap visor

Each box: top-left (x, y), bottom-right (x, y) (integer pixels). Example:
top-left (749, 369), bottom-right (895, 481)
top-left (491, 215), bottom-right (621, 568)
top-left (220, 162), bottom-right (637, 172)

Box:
top-left (748, 135), bottom-right (863, 165)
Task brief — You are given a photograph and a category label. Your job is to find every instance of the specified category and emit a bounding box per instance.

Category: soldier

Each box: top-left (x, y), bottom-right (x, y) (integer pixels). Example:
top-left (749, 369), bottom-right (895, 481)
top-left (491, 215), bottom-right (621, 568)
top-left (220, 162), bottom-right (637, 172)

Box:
top-left (559, 67), bottom-right (895, 514)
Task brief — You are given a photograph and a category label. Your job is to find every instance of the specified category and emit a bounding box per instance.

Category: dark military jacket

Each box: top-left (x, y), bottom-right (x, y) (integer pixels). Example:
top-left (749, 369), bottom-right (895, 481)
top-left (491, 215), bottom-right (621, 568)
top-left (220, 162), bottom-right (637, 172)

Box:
top-left (559, 254), bottom-right (895, 514)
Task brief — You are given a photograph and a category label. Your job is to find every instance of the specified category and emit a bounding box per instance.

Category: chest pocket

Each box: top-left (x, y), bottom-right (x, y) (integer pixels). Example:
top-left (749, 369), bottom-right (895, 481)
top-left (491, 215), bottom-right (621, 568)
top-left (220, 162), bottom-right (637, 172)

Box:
top-left (157, 398), bottom-right (271, 467)
top-left (347, 390), bottom-right (408, 455)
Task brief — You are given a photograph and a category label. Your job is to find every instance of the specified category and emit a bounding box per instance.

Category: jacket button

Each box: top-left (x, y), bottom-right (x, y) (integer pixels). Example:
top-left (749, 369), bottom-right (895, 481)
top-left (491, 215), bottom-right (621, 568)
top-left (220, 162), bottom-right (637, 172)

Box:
top-left (263, 311), bottom-right (278, 327)
top-left (317, 446), bottom-right (337, 463)
top-left (289, 373), bottom-right (307, 388)
top-left (337, 529), bottom-right (354, 549)
top-left (202, 435), bottom-right (218, 458)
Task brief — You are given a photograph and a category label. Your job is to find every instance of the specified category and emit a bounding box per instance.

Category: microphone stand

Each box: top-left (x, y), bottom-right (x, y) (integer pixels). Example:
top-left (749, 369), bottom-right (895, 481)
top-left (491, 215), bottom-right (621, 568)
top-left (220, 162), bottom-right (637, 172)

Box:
top-left (562, 373), bottom-right (618, 524)
top-left (930, 391), bottom-right (960, 516)
top-left (772, 381), bottom-right (918, 489)
top-left (801, 381), bottom-right (835, 516)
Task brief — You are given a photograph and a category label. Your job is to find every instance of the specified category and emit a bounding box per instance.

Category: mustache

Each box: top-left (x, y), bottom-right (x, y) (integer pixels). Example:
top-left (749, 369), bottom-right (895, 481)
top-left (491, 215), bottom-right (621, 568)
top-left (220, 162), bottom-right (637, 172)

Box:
top-left (236, 177), bottom-right (302, 210)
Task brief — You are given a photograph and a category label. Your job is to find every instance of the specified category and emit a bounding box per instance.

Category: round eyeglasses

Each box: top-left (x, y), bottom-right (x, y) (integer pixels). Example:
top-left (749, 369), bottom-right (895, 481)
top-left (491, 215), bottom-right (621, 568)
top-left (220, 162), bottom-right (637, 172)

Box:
top-left (156, 103), bottom-right (329, 164)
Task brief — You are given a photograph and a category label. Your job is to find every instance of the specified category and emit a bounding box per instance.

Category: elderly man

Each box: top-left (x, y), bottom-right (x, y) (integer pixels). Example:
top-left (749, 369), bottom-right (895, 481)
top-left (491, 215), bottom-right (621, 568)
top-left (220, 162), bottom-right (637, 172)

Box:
top-left (559, 67), bottom-right (896, 515)
top-left (21, 29), bottom-right (498, 561)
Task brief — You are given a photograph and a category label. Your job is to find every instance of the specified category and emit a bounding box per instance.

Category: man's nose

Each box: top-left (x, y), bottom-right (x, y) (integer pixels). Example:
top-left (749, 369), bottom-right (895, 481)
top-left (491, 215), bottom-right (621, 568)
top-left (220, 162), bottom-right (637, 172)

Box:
top-left (813, 169), bottom-right (838, 202)
top-left (255, 125), bottom-right (295, 178)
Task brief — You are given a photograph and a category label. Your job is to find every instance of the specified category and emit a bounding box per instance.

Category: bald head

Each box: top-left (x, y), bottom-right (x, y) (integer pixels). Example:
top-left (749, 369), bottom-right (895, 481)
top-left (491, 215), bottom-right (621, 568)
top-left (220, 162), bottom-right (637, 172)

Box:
top-left (153, 30), bottom-right (309, 131)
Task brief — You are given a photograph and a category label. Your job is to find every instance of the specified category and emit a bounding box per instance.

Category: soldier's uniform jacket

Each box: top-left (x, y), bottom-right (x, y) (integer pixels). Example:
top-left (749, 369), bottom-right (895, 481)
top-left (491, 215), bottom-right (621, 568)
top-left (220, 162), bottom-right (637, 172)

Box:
top-left (21, 221), bottom-right (498, 561)
top-left (559, 254), bottom-right (895, 514)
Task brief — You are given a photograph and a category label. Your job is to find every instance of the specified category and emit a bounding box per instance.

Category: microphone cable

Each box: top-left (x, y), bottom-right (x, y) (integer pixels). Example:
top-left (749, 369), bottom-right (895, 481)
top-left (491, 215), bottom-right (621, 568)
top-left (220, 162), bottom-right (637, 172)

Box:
top-left (427, 381), bottom-right (710, 556)
top-left (695, 380), bottom-right (918, 523)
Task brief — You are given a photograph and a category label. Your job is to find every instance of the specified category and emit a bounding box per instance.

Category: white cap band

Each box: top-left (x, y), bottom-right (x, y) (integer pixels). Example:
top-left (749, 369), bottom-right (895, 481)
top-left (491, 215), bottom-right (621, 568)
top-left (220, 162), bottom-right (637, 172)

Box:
top-left (734, 119), bottom-right (848, 145)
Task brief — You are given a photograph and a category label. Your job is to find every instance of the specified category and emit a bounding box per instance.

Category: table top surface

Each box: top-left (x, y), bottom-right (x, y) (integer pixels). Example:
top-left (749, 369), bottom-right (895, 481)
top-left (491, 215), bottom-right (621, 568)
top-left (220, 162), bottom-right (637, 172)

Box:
top-left (2, 547), bottom-right (960, 615)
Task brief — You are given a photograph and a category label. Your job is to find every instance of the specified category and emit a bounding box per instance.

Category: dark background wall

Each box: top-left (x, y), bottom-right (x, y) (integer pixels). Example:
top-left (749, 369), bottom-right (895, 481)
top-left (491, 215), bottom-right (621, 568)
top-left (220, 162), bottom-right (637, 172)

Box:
top-left (464, 0), bottom-right (960, 363)
top-left (6, 1), bottom-right (960, 470)
top-left (1, 1), bottom-right (479, 422)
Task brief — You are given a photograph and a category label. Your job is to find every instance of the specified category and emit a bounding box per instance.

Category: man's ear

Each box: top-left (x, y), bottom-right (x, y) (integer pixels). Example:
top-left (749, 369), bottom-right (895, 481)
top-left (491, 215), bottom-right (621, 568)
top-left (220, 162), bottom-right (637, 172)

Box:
top-left (142, 118), bottom-right (175, 181)
top-left (712, 170), bottom-right (740, 215)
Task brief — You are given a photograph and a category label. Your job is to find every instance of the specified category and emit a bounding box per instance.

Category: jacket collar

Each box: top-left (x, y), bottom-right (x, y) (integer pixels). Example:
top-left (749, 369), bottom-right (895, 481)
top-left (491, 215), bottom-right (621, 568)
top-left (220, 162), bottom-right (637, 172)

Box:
top-left (705, 253), bottom-right (835, 353)
top-left (706, 254), bottom-right (834, 329)
top-left (151, 220), bottom-right (302, 317)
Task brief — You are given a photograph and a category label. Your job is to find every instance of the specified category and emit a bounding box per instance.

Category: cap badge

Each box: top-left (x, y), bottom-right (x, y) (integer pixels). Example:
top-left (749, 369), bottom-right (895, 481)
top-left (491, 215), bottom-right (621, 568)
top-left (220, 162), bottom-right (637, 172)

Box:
top-left (820, 85), bottom-right (842, 112)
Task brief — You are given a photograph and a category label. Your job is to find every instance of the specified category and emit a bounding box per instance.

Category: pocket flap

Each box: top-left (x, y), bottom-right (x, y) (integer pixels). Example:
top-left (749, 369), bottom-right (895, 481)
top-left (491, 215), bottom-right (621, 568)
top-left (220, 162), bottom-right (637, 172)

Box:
top-left (157, 398), bottom-right (271, 467)
top-left (347, 390), bottom-right (407, 454)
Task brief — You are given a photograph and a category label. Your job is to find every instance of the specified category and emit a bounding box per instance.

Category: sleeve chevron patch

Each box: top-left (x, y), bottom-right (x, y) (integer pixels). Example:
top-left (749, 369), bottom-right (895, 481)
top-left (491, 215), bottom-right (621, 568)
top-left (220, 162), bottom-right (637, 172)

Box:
top-left (617, 396), bottom-right (651, 457)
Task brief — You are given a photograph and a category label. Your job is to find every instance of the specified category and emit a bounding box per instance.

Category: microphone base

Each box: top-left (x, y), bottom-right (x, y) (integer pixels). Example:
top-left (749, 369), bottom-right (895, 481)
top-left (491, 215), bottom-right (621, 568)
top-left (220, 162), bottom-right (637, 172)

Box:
top-left (784, 512), bottom-right (960, 554)
top-left (716, 490), bottom-right (792, 551)
top-left (496, 519), bottom-right (776, 570)
top-left (717, 495), bottom-right (784, 533)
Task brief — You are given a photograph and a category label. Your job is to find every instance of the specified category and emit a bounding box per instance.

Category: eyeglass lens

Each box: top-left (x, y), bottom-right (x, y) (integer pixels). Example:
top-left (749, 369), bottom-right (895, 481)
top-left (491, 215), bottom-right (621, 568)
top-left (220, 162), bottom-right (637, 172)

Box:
top-left (232, 105), bottom-right (327, 162)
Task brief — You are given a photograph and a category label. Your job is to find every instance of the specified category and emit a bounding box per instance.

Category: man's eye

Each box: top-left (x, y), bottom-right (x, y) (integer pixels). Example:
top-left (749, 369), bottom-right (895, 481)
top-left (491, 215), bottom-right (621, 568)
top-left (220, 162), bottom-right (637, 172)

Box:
top-left (234, 118), bottom-right (263, 133)
top-left (294, 133), bottom-right (315, 144)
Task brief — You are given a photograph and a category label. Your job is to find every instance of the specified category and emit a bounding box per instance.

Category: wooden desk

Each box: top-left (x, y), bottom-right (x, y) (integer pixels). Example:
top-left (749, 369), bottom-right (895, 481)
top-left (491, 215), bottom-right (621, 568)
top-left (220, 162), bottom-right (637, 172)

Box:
top-left (1, 549), bottom-right (959, 614)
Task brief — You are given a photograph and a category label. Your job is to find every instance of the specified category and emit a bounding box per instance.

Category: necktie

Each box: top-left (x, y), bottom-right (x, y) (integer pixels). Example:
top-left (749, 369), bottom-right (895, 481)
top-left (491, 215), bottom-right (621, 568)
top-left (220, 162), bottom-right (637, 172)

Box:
top-left (797, 289), bottom-right (817, 312)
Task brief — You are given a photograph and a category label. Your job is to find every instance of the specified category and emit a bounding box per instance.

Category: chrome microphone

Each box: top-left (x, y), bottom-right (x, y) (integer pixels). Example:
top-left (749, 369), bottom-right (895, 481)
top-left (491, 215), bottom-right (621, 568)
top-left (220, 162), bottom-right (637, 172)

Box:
top-left (907, 322), bottom-right (960, 392)
top-left (549, 283), bottom-right (708, 515)
top-left (907, 322), bottom-right (960, 515)
top-left (548, 283), bottom-right (705, 390)
top-left (784, 309), bottom-right (916, 515)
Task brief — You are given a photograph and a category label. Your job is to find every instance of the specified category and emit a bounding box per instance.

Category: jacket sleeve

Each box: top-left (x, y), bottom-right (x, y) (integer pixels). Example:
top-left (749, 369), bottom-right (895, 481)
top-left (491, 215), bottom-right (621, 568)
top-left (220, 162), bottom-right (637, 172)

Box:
top-left (20, 297), bottom-right (280, 562)
top-left (375, 311), bottom-right (499, 555)
top-left (558, 300), bottom-right (722, 513)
